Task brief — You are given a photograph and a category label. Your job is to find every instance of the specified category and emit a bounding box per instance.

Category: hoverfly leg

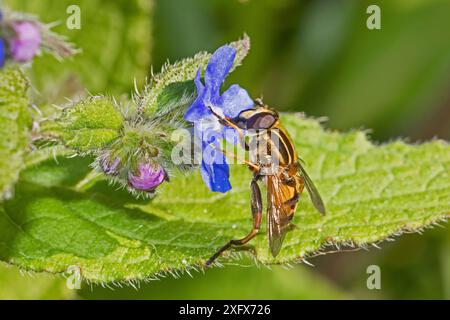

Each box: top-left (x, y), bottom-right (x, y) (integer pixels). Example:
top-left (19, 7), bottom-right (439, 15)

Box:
top-left (212, 144), bottom-right (260, 171)
top-left (206, 105), bottom-right (249, 150)
top-left (250, 176), bottom-right (263, 225)
top-left (205, 176), bottom-right (263, 267)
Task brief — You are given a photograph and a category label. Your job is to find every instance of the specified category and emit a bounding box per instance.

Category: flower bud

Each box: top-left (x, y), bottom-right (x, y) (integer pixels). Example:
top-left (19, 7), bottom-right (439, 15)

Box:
top-left (10, 22), bottom-right (41, 62)
top-left (99, 155), bottom-right (121, 176)
top-left (128, 163), bottom-right (166, 191)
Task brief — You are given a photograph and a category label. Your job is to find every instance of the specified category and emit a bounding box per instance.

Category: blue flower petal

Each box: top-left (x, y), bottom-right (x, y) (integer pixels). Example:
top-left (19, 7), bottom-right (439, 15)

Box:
top-left (204, 45), bottom-right (236, 99)
top-left (193, 67), bottom-right (205, 93)
top-left (183, 44), bottom-right (252, 193)
top-left (219, 84), bottom-right (254, 118)
top-left (0, 38), bottom-right (5, 67)
top-left (200, 121), bottom-right (224, 145)
top-left (184, 69), bottom-right (210, 122)
top-left (200, 153), bottom-right (232, 193)
top-left (184, 98), bottom-right (211, 123)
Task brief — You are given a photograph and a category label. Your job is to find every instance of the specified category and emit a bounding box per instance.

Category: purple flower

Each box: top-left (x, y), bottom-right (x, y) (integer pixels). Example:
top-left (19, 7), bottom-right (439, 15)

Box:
top-left (128, 163), bottom-right (166, 192)
top-left (184, 45), bottom-right (253, 193)
top-left (0, 38), bottom-right (5, 67)
top-left (9, 22), bottom-right (41, 62)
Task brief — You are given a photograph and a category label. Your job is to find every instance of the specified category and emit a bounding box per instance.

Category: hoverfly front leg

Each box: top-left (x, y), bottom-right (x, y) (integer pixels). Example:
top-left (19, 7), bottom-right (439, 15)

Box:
top-left (210, 143), bottom-right (259, 171)
top-left (206, 105), bottom-right (249, 151)
top-left (205, 175), bottom-right (263, 266)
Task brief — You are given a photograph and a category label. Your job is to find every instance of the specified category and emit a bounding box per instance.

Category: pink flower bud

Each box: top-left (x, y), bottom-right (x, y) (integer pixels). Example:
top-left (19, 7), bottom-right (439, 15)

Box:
top-left (10, 22), bottom-right (41, 62)
top-left (128, 163), bottom-right (166, 191)
top-left (100, 156), bottom-right (121, 176)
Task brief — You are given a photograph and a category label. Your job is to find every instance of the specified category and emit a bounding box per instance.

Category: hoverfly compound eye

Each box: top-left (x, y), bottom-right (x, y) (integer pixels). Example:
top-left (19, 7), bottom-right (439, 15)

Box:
top-left (247, 112), bottom-right (277, 129)
top-left (233, 110), bottom-right (253, 129)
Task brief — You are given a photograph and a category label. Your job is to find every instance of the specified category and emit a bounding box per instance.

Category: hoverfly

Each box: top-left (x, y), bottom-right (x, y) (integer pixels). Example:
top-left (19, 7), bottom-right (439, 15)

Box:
top-left (205, 99), bottom-right (326, 266)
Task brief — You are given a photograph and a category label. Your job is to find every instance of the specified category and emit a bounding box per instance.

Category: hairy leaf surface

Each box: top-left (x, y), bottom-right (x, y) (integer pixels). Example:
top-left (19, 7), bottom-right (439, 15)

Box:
top-left (0, 115), bottom-right (448, 282)
top-left (0, 67), bottom-right (31, 200)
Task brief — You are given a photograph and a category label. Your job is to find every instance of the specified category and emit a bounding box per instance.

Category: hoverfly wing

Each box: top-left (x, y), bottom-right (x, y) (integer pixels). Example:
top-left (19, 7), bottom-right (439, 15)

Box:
top-left (267, 213), bottom-right (286, 257)
top-left (266, 175), bottom-right (297, 257)
top-left (297, 161), bottom-right (326, 215)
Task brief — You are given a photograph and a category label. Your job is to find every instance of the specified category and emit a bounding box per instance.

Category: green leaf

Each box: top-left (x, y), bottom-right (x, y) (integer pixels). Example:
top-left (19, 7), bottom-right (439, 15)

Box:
top-left (54, 97), bottom-right (124, 152)
top-left (5, 0), bottom-right (153, 97)
top-left (0, 67), bottom-right (31, 200)
top-left (141, 34), bottom-right (250, 116)
top-left (0, 115), bottom-right (449, 283)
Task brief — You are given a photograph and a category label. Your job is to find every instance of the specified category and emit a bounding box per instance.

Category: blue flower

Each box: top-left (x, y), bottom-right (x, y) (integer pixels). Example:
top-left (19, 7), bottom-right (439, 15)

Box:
top-left (1, 10), bottom-right (6, 68)
top-left (0, 38), bottom-right (5, 68)
top-left (184, 45), bottom-right (254, 193)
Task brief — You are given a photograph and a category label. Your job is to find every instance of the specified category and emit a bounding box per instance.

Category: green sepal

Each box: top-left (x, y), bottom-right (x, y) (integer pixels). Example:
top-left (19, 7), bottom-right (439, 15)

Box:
top-left (56, 97), bottom-right (124, 152)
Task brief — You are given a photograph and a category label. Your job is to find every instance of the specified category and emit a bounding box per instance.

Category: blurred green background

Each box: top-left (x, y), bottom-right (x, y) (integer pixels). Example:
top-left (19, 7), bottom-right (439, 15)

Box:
top-left (1, 0), bottom-right (450, 299)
